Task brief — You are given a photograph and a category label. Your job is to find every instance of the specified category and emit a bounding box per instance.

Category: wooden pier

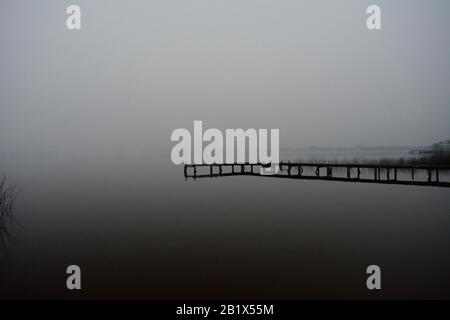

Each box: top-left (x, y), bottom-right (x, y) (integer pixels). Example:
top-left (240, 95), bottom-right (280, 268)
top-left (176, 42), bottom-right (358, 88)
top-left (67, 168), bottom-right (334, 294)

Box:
top-left (184, 162), bottom-right (450, 188)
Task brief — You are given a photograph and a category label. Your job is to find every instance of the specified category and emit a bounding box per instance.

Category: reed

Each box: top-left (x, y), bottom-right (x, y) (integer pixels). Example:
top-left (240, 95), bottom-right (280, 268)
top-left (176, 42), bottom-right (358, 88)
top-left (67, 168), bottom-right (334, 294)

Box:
top-left (296, 152), bottom-right (450, 166)
top-left (0, 176), bottom-right (20, 256)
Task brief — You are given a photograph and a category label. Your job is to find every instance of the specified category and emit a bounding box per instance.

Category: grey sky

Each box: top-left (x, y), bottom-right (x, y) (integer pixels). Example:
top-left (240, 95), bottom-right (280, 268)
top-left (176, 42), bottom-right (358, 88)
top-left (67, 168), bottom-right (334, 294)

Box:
top-left (1, 0), bottom-right (449, 152)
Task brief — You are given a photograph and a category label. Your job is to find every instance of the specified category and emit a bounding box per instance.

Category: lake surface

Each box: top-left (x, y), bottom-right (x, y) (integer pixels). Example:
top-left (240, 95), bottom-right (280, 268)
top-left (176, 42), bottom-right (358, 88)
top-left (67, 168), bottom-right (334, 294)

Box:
top-left (1, 149), bottom-right (449, 299)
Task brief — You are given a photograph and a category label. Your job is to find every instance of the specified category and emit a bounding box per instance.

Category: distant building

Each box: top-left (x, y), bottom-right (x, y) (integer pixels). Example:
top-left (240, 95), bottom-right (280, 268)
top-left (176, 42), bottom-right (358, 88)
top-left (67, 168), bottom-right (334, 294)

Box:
top-left (432, 140), bottom-right (450, 152)
top-left (410, 140), bottom-right (450, 154)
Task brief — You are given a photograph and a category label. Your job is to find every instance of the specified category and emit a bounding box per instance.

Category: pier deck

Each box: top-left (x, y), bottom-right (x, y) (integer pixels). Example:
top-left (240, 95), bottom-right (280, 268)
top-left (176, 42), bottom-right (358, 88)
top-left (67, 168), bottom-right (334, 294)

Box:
top-left (184, 162), bottom-right (450, 188)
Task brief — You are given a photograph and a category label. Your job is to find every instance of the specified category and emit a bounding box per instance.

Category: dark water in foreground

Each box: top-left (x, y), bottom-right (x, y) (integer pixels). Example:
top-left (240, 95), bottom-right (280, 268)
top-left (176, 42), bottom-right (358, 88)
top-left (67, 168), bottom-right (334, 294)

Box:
top-left (0, 150), bottom-right (449, 299)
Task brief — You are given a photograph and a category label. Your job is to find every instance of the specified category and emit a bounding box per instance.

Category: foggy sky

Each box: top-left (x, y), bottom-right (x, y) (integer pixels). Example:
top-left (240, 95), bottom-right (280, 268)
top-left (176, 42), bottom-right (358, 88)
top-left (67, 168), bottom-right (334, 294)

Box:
top-left (1, 0), bottom-right (449, 152)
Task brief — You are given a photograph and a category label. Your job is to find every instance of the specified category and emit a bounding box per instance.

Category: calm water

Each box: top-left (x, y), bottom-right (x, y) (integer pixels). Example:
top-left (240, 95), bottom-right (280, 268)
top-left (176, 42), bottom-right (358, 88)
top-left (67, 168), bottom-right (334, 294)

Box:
top-left (0, 149), bottom-right (449, 299)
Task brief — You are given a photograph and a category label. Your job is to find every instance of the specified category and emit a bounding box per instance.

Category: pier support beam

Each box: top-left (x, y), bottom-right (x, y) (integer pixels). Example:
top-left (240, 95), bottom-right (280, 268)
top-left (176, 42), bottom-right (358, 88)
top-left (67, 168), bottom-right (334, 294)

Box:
top-left (327, 166), bottom-right (332, 178)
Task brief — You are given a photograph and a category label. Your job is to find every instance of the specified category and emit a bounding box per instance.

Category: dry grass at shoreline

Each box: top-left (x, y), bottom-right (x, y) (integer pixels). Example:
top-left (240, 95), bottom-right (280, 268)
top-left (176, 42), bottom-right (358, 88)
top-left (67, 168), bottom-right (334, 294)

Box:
top-left (297, 153), bottom-right (450, 166)
top-left (0, 177), bottom-right (20, 256)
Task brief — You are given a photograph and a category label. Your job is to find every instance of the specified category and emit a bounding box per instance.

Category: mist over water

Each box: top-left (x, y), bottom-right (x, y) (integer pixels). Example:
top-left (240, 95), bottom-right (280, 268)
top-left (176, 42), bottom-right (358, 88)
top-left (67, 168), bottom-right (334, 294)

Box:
top-left (1, 0), bottom-right (450, 153)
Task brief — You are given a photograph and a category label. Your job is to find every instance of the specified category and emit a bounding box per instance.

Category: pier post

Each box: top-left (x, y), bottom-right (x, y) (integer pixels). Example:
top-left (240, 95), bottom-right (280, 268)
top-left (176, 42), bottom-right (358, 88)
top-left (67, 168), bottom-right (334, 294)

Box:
top-left (347, 167), bottom-right (351, 179)
top-left (357, 168), bottom-right (361, 180)
top-left (298, 165), bottom-right (303, 176)
top-left (428, 169), bottom-right (432, 182)
top-left (412, 168), bottom-right (414, 180)
top-left (436, 169), bottom-right (439, 183)
top-left (387, 168), bottom-right (390, 181)
top-left (394, 168), bottom-right (397, 181)
top-left (315, 166), bottom-right (320, 177)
